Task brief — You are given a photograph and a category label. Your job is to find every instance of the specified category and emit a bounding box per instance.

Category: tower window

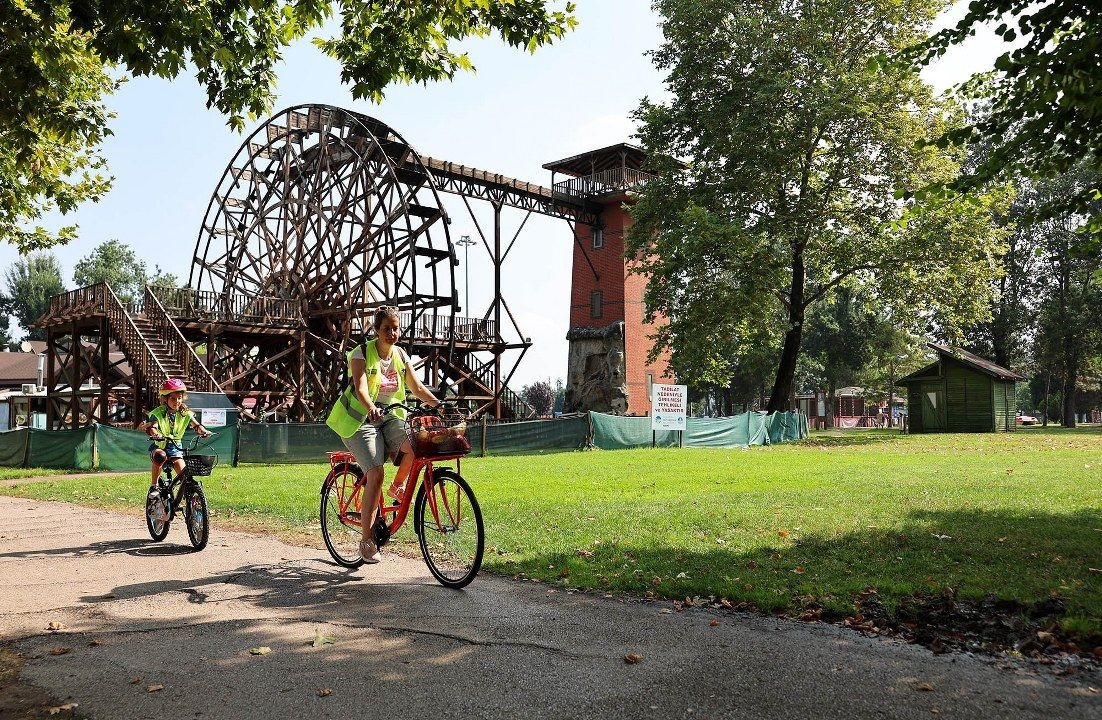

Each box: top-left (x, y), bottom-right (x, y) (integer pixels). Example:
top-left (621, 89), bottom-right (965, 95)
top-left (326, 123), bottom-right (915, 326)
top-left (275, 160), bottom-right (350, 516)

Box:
top-left (590, 290), bottom-right (603, 318)
top-left (592, 228), bottom-right (604, 249)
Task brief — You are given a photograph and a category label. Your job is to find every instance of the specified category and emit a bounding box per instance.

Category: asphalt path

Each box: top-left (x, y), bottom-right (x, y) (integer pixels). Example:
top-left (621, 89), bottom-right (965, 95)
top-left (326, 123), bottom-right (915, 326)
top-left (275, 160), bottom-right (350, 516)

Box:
top-left (1, 495), bottom-right (1097, 719)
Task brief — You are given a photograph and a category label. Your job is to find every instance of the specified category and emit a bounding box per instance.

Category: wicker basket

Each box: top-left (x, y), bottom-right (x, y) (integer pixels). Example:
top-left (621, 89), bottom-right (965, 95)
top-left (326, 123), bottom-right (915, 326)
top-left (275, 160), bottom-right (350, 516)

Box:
top-left (184, 454), bottom-right (217, 476)
top-left (407, 411), bottom-right (471, 458)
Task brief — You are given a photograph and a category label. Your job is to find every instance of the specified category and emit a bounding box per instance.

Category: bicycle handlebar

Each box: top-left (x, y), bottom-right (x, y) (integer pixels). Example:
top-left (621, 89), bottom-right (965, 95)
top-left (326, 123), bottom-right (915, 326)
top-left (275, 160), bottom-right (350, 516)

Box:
top-left (379, 401), bottom-right (457, 417)
top-left (147, 434), bottom-right (213, 451)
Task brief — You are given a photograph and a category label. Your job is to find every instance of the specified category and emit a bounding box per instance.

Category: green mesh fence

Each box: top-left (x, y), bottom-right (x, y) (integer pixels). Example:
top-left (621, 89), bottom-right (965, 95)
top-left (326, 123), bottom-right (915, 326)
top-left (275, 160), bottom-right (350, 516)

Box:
top-left (26, 427), bottom-right (96, 470)
top-left (590, 411), bottom-right (806, 450)
top-left (0, 410), bottom-right (804, 471)
top-left (589, 413), bottom-right (680, 449)
top-left (0, 429), bottom-right (29, 467)
top-left (96, 425), bottom-right (238, 471)
top-left (238, 423), bottom-right (343, 464)
top-left (474, 416), bottom-right (589, 456)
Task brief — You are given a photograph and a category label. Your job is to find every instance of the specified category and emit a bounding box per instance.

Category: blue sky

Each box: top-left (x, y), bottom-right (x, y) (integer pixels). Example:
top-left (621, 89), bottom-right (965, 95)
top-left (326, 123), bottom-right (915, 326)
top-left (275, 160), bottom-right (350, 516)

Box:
top-left (2, 1), bottom-right (1005, 386)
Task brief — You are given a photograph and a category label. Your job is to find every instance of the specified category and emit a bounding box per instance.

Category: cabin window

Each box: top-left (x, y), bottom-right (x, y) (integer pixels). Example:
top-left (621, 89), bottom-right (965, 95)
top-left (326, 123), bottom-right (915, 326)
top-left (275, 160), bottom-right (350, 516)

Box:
top-left (592, 228), bottom-right (604, 249)
top-left (590, 290), bottom-right (603, 318)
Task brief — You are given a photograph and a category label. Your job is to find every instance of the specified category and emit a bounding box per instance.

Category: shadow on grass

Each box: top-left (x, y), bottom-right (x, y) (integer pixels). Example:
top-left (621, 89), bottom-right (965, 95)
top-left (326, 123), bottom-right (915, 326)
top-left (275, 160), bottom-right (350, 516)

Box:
top-left (497, 506), bottom-right (1102, 649)
top-left (797, 430), bottom-right (904, 448)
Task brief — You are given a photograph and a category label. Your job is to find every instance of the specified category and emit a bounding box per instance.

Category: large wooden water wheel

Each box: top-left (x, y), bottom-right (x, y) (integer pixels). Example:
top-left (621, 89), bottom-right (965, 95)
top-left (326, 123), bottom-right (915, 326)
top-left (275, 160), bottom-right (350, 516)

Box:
top-left (189, 104), bottom-right (457, 419)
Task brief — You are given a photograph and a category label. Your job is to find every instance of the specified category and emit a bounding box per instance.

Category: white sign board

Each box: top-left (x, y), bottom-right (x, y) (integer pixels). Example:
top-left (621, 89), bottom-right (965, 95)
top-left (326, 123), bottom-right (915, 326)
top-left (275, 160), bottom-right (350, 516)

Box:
top-left (651, 384), bottom-right (687, 431)
top-left (201, 408), bottom-right (227, 428)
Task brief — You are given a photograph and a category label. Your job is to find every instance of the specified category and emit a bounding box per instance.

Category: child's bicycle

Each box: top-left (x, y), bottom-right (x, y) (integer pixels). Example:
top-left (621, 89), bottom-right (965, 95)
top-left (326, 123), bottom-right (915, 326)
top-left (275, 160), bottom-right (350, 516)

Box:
top-left (319, 402), bottom-right (485, 588)
top-left (145, 435), bottom-right (216, 551)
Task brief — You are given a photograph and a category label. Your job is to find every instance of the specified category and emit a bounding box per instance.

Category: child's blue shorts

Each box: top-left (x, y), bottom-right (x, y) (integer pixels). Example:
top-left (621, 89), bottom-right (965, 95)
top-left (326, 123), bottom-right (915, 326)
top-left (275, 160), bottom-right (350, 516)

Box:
top-left (149, 443), bottom-right (185, 462)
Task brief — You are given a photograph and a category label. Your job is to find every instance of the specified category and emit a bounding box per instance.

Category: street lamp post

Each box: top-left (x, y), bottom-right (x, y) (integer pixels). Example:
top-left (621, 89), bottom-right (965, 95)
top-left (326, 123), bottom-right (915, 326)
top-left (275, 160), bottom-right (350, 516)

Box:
top-left (456, 234), bottom-right (476, 316)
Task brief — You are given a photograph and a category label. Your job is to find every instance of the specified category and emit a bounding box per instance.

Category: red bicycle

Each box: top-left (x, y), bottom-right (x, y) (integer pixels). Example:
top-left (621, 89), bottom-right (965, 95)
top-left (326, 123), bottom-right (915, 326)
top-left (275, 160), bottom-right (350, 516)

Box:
top-left (319, 403), bottom-right (485, 588)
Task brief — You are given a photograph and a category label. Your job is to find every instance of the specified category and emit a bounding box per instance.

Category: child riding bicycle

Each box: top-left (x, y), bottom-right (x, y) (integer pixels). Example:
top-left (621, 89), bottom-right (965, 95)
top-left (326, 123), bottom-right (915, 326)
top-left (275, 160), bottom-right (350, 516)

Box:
top-left (326, 306), bottom-right (440, 564)
top-left (139, 379), bottom-right (213, 497)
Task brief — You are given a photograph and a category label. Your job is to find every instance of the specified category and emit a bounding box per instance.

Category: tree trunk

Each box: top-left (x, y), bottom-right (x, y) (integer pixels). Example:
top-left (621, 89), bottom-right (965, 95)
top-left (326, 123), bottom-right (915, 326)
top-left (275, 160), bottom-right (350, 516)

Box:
top-left (824, 384), bottom-right (836, 429)
top-left (1042, 368), bottom-right (1052, 427)
top-left (766, 251), bottom-right (805, 413)
top-left (1062, 347), bottom-right (1078, 428)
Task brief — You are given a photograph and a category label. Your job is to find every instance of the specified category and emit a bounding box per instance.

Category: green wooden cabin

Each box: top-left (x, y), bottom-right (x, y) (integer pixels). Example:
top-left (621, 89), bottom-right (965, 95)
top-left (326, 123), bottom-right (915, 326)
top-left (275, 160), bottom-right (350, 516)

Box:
top-left (897, 343), bottom-right (1024, 433)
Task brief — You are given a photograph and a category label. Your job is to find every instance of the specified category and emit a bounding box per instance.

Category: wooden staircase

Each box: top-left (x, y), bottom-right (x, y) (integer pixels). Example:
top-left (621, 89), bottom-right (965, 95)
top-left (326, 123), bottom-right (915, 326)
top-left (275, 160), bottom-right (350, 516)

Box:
top-left (38, 283), bottom-right (221, 415)
top-left (436, 351), bottom-right (535, 420)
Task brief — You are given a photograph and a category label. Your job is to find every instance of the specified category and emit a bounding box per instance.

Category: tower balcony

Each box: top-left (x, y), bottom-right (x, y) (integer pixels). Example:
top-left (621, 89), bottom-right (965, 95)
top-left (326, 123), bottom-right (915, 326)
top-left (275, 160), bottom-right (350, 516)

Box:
top-left (551, 166), bottom-right (656, 200)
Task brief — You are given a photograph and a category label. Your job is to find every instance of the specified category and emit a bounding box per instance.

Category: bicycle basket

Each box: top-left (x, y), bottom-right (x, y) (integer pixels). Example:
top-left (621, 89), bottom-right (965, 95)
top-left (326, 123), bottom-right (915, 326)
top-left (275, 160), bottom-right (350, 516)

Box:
top-left (184, 454), bottom-right (217, 476)
top-left (408, 410), bottom-right (471, 458)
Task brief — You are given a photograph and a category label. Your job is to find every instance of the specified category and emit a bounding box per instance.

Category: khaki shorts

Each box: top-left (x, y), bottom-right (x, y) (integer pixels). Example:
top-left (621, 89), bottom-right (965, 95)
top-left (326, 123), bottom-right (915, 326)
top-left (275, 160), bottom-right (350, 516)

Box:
top-left (342, 415), bottom-right (407, 470)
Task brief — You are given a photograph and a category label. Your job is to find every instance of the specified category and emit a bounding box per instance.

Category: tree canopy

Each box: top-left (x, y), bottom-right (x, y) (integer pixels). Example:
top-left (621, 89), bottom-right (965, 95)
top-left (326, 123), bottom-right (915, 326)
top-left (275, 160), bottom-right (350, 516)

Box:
top-left (2, 252), bottom-right (66, 341)
top-left (629, 0), bottom-right (1008, 412)
top-left (72, 238), bottom-right (177, 306)
top-left (900, 1), bottom-right (1102, 233)
top-left (1, 1), bottom-right (577, 250)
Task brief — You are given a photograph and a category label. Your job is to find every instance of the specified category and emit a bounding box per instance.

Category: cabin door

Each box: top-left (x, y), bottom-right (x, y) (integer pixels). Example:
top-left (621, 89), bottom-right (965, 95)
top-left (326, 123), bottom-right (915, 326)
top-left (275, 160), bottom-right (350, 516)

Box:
top-left (920, 382), bottom-right (945, 431)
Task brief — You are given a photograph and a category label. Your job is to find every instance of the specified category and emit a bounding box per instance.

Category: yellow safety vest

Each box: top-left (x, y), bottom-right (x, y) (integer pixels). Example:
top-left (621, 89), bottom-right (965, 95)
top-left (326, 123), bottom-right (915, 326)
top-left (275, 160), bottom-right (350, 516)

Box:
top-left (148, 405), bottom-right (193, 448)
top-left (325, 339), bottom-right (407, 438)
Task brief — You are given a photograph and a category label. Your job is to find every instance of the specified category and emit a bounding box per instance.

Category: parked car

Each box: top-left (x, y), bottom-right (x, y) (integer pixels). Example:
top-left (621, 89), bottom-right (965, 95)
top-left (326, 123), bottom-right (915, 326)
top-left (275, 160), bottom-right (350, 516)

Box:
top-left (1016, 412), bottom-right (1038, 425)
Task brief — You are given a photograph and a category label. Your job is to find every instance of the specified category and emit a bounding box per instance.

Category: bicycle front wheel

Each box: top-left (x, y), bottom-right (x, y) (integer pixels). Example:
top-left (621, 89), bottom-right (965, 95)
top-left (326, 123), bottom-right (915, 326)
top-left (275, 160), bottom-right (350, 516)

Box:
top-left (185, 482), bottom-right (209, 550)
top-left (321, 464), bottom-right (365, 568)
top-left (415, 469), bottom-right (484, 588)
top-left (146, 492), bottom-right (170, 541)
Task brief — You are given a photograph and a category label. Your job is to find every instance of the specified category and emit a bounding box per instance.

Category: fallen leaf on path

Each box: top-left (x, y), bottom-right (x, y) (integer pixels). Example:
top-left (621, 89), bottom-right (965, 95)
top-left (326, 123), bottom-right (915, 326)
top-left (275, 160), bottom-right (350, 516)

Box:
top-left (48, 647), bottom-right (70, 656)
top-left (249, 646), bottom-right (272, 656)
top-left (312, 629), bottom-right (336, 647)
top-left (915, 682), bottom-right (934, 692)
top-left (47, 621), bottom-right (65, 632)
top-left (777, 530), bottom-right (789, 538)
top-left (317, 688), bottom-right (332, 697)
top-left (676, 572), bottom-right (688, 579)
top-left (709, 620), bottom-right (720, 627)
top-left (87, 639), bottom-right (101, 646)
top-left (146, 684), bottom-right (164, 692)
top-left (793, 567), bottom-right (806, 574)
top-left (129, 677), bottom-right (141, 685)
top-left (45, 702), bottom-right (78, 715)
top-left (624, 653), bottom-right (644, 664)
top-left (1089, 568), bottom-right (1100, 575)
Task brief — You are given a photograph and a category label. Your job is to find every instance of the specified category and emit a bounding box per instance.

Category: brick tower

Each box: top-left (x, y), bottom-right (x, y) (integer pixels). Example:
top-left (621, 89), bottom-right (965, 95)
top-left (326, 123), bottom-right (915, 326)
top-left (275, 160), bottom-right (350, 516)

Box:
top-left (543, 144), bottom-right (673, 415)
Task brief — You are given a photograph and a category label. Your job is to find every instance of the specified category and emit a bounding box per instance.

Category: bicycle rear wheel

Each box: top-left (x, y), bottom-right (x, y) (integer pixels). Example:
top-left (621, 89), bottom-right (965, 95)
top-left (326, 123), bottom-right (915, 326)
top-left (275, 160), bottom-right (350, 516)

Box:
top-left (414, 468), bottom-right (484, 588)
top-left (321, 463), bottom-right (365, 568)
top-left (185, 482), bottom-right (209, 550)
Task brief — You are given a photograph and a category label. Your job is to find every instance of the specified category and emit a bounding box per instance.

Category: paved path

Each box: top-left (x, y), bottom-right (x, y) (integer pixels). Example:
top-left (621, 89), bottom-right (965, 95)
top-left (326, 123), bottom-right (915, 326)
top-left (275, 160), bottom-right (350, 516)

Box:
top-left (1, 496), bottom-right (1097, 719)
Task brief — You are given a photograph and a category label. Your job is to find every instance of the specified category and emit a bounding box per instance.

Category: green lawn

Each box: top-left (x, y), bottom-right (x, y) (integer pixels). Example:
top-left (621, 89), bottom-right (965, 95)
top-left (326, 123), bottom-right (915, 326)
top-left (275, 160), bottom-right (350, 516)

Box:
top-left (4, 427), bottom-right (1100, 635)
top-left (0, 467), bottom-right (80, 481)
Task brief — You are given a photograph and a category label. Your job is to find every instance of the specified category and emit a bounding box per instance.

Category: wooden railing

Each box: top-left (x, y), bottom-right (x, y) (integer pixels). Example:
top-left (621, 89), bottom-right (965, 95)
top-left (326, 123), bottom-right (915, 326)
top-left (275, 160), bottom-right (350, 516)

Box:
top-left (144, 287), bottom-right (221, 393)
top-left (399, 311), bottom-right (496, 343)
top-left (154, 287), bottom-right (301, 327)
top-left (98, 284), bottom-right (171, 402)
top-left (552, 167), bottom-right (655, 199)
top-left (469, 355), bottom-right (534, 419)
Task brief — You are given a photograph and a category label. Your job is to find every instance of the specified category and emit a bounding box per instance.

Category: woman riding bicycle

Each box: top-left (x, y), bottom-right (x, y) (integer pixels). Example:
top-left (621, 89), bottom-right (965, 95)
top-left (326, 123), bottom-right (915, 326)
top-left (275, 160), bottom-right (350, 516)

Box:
top-left (139, 379), bottom-right (213, 497)
top-left (326, 306), bottom-right (440, 564)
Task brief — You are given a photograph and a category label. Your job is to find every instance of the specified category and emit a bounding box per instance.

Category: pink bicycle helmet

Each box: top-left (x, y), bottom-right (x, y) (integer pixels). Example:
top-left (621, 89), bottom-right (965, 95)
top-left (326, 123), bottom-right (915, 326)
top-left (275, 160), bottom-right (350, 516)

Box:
top-left (159, 378), bottom-right (187, 396)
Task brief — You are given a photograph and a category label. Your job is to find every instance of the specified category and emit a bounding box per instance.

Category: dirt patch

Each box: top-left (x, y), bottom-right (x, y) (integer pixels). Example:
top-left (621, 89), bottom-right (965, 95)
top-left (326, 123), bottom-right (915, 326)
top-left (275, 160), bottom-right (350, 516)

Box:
top-left (0, 647), bottom-right (81, 719)
top-left (823, 589), bottom-right (1102, 678)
